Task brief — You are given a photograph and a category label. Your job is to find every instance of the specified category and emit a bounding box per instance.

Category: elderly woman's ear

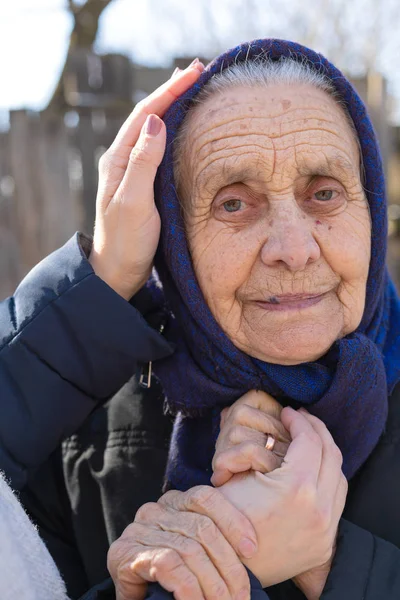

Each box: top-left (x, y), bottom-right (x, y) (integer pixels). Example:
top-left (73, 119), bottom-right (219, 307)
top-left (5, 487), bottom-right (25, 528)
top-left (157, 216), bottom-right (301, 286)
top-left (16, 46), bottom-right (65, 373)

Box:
top-left (211, 391), bottom-right (290, 486)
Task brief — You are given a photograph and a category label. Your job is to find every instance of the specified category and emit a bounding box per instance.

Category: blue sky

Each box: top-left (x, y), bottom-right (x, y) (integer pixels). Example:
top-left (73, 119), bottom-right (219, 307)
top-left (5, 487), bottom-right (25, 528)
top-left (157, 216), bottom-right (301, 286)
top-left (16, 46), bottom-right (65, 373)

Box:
top-left (1, 0), bottom-right (400, 121)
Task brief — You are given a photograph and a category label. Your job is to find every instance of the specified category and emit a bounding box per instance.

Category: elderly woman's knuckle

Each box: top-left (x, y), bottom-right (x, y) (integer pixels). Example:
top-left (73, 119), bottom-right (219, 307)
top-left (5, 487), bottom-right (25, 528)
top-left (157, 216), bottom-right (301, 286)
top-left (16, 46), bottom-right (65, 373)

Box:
top-left (212, 452), bottom-right (226, 472)
top-left (188, 485), bottom-right (220, 511)
top-left (227, 424), bottom-right (242, 444)
top-left (178, 536), bottom-right (203, 559)
top-left (135, 501), bottom-right (159, 522)
top-left (159, 489), bottom-right (179, 506)
top-left (153, 548), bottom-right (181, 575)
top-left (107, 540), bottom-right (124, 577)
top-left (241, 440), bottom-right (258, 457)
top-left (232, 403), bottom-right (251, 424)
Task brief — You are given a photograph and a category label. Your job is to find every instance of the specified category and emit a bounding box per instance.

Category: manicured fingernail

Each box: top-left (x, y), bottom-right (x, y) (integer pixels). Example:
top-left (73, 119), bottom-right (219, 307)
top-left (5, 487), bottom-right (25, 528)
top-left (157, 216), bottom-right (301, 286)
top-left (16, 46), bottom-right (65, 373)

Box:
top-left (188, 57), bottom-right (205, 72)
top-left (145, 114), bottom-right (162, 137)
top-left (239, 537), bottom-right (257, 558)
top-left (171, 66), bottom-right (181, 78)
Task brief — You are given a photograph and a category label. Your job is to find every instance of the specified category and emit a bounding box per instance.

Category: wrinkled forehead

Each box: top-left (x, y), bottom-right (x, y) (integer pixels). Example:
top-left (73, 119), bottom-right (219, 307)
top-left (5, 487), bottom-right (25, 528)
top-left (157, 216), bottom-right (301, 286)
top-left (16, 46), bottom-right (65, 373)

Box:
top-left (175, 83), bottom-right (361, 199)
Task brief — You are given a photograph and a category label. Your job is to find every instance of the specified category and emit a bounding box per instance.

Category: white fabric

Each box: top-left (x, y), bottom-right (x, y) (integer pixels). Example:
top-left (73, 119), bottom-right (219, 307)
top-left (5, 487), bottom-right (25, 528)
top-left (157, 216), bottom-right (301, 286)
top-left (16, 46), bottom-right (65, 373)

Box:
top-left (0, 471), bottom-right (69, 600)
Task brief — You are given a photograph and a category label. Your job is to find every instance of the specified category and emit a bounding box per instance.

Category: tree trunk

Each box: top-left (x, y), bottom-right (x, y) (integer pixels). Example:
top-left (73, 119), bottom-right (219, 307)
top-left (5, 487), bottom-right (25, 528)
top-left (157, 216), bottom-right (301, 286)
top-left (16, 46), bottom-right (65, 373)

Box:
top-left (46, 0), bottom-right (114, 113)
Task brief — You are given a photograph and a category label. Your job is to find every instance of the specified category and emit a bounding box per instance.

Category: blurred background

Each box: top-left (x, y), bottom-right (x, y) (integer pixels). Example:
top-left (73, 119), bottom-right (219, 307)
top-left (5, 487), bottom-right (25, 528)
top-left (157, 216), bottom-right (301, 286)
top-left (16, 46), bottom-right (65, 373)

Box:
top-left (1, 0), bottom-right (400, 299)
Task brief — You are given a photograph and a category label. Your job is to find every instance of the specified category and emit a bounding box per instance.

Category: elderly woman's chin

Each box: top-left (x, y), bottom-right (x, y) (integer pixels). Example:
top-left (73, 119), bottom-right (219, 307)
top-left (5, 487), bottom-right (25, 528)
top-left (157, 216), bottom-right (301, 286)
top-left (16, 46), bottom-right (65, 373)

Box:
top-left (217, 289), bottom-right (365, 365)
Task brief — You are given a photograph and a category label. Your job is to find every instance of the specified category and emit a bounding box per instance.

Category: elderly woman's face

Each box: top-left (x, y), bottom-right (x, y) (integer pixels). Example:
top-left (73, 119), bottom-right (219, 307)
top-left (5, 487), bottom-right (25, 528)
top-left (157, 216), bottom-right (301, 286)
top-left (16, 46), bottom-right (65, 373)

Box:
top-left (181, 83), bottom-right (371, 364)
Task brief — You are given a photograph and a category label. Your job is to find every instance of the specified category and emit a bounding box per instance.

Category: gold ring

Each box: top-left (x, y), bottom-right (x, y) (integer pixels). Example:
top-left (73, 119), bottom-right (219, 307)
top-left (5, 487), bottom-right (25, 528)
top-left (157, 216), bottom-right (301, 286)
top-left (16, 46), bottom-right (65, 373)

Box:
top-left (265, 434), bottom-right (276, 452)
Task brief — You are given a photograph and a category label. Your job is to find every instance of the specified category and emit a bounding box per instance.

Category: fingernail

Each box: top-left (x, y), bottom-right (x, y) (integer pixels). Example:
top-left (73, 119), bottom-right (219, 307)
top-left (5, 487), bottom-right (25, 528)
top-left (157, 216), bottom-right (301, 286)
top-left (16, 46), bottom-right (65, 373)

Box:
top-left (239, 537), bottom-right (257, 558)
top-left (171, 66), bottom-right (181, 78)
top-left (145, 114), bottom-right (162, 137)
top-left (188, 57), bottom-right (205, 72)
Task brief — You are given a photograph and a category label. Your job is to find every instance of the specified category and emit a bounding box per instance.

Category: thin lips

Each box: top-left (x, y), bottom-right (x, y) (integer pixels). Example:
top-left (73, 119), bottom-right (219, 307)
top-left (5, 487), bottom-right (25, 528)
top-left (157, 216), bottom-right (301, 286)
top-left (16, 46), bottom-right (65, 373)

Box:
top-left (260, 292), bottom-right (328, 303)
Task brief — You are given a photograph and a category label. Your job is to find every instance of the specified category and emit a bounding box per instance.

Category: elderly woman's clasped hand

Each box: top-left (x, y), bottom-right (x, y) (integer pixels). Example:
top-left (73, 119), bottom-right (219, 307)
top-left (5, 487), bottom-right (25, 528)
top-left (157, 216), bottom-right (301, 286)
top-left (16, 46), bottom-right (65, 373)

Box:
top-left (108, 390), bottom-right (347, 600)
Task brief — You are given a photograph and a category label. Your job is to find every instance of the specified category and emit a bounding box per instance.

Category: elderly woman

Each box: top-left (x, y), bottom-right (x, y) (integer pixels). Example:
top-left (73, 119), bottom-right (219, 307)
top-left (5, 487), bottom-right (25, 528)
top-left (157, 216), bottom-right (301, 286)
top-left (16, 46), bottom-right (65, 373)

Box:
top-left (5, 38), bottom-right (400, 600)
top-left (102, 39), bottom-right (400, 600)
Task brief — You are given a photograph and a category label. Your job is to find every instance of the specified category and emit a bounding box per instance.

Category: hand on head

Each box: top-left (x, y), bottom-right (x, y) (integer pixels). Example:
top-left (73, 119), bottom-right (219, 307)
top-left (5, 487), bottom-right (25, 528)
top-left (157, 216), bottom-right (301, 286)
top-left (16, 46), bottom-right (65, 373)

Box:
top-left (89, 59), bottom-right (204, 300)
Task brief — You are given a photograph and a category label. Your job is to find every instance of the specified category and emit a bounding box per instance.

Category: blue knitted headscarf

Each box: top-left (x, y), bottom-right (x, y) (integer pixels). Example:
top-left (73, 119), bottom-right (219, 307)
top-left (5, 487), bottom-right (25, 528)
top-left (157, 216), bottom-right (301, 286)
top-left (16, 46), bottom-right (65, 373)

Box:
top-left (153, 38), bottom-right (400, 490)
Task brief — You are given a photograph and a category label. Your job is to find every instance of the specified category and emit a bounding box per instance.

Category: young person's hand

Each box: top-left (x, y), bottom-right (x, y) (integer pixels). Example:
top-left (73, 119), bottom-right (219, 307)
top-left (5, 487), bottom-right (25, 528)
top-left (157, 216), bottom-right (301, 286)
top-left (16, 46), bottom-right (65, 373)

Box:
top-left (90, 60), bottom-right (204, 299)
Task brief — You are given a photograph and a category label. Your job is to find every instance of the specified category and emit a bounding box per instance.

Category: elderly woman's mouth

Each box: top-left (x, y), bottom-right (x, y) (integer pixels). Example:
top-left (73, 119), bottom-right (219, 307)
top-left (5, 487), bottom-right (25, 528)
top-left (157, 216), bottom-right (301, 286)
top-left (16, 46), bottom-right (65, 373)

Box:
top-left (255, 292), bottom-right (329, 311)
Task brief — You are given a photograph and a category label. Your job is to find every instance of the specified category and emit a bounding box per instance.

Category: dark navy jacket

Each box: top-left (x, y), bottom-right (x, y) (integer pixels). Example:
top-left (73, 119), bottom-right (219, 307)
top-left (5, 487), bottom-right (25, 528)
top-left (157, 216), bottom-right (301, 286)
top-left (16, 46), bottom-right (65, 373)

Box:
top-left (2, 234), bottom-right (400, 600)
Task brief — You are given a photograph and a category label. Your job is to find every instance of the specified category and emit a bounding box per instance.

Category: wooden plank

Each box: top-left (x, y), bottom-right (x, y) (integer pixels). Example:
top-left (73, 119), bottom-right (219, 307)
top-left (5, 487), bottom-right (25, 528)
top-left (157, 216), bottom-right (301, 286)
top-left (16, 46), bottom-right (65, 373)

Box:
top-left (75, 109), bottom-right (97, 234)
top-left (37, 112), bottom-right (79, 254)
top-left (8, 110), bottom-right (43, 273)
top-left (0, 128), bottom-right (21, 298)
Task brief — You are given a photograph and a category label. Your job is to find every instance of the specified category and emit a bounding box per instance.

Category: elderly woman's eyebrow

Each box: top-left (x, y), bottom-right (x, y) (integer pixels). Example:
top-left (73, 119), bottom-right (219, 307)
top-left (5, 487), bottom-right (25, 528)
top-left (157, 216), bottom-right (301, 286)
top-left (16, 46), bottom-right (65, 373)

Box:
top-left (195, 164), bottom-right (253, 190)
top-left (297, 156), bottom-right (358, 179)
top-left (196, 155), bottom-right (357, 192)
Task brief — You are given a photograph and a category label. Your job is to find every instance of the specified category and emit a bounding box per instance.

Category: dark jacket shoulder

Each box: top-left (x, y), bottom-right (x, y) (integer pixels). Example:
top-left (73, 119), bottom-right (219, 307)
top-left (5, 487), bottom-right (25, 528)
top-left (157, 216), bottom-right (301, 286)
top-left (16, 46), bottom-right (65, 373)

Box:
top-left (0, 233), bottom-right (172, 490)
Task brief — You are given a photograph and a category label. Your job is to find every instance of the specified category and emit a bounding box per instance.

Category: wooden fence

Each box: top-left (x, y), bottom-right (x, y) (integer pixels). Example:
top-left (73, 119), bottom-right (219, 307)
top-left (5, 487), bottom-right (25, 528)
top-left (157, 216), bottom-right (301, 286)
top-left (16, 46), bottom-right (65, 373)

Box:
top-left (1, 57), bottom-right (400, 300)
top-left (0, 107), bottom-right (129, 299)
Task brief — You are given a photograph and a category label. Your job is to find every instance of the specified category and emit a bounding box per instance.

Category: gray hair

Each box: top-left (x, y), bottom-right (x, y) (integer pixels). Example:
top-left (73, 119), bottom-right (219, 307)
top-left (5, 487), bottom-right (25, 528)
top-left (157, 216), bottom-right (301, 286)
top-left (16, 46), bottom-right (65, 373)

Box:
top-left (174, 57), bottom-right (363, 195)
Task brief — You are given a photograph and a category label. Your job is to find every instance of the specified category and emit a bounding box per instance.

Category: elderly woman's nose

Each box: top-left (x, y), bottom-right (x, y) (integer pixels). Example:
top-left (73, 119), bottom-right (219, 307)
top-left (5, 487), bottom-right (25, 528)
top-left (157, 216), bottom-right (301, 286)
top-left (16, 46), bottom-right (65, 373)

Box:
top-left (260, 213), bottom-right (320, 270)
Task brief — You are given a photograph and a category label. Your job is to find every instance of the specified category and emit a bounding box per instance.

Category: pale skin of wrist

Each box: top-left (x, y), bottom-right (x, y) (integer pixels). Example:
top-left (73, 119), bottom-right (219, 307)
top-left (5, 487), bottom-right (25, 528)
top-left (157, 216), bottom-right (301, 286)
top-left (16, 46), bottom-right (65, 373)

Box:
top-left (88, 249), bottom-right (147, 301)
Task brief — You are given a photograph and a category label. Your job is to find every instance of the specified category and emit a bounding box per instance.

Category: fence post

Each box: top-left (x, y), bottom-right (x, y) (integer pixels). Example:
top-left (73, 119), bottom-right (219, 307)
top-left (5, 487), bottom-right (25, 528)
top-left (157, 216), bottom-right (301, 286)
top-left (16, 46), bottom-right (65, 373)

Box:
top-left (9, 110), bottom-right (43, 272)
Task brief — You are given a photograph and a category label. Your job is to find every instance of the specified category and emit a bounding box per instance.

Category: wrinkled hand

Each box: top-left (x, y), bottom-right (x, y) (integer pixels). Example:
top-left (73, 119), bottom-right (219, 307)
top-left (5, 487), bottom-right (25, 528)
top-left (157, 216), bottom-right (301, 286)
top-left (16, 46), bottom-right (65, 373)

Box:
top-left (90, 60), bottom-right (204, 300)
top-left (107, 485), bottom-right (258, 600)
top-left (219, 408), bottom-right (348, 590)
top-left (211, 390), bottom-right (290, 487)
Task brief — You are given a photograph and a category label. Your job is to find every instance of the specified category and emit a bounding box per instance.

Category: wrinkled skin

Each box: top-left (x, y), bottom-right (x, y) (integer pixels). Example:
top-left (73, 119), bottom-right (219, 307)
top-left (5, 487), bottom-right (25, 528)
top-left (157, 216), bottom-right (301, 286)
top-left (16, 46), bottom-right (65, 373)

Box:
top-left (180, 84), bottom-right (371, 365)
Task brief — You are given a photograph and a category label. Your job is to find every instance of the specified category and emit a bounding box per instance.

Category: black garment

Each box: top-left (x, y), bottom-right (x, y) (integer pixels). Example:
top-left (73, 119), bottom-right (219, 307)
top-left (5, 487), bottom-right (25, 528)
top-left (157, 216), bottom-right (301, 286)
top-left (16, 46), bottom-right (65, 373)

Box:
top-left (23, 376), bottom-right (400, 600)
top-left (2, 234), bottom-right (400, 599)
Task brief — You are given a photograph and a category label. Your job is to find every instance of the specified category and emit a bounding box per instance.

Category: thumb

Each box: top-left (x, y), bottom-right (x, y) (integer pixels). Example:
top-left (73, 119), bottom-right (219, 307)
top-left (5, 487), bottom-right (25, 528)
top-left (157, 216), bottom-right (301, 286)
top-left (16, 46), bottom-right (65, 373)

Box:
top-left (117, 114), bottom-right (166, 213)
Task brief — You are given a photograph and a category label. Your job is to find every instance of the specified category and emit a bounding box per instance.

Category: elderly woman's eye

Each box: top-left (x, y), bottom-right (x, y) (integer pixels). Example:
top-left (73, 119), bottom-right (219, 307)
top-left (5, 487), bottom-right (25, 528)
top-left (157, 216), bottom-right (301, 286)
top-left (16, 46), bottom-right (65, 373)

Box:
top-left (223, 199), bottom-right (243, 212)
top-left (314, 189), bottom-right (337, 201)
